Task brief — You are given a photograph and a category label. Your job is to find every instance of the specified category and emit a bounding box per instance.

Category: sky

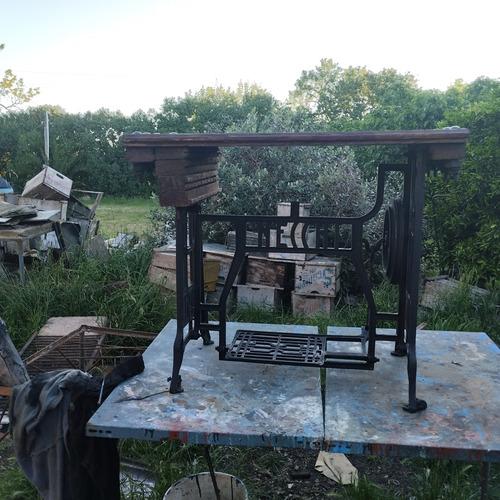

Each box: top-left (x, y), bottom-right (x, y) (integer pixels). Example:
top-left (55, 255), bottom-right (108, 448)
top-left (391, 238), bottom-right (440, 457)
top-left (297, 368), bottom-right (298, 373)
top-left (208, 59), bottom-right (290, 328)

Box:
top-left (1, 0), bottom-right (499, 116)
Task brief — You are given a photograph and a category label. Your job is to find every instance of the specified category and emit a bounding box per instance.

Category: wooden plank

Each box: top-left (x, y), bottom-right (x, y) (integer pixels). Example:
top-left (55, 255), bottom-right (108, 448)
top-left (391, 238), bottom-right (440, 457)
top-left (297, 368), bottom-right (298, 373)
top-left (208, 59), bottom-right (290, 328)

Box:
top-left (123, 129), bottom-right (470, 149)
top-left (0, 386), bottom-right (12, 397)
top-left (124, 147), bottom-right (155, 163)
top-left (154, 146), bottom-right (219, 160)
top-left (0, 222), bottom-right (54, 241)
top-left (155, 170), bottom-right (219, 190)
top-left (427, 143), bottom-right (467, 160)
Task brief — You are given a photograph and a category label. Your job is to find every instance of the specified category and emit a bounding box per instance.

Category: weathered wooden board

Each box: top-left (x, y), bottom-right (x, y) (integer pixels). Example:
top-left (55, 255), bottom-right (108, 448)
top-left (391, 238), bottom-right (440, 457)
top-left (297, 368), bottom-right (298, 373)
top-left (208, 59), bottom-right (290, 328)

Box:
top-left (156, 169), bottom-right (219, 191)
top-left (154, 161), bottom-right (220, 176)
top-left (0, 317), bottom-right (29, 387)
top-left (157, 181), bottom-right (221, 207)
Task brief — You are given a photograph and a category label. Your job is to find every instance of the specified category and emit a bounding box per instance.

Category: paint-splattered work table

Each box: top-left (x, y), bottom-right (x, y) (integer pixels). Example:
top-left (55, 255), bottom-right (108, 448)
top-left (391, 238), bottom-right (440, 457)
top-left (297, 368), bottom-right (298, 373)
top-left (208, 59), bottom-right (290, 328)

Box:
top-left (87, 320), bottom-right (500, 463)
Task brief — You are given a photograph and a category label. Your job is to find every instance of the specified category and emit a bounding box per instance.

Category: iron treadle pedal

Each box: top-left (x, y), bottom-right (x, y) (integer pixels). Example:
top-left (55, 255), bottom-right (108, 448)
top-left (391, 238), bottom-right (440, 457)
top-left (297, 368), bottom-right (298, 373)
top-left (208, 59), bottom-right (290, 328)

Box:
top-left (225, 330), bottom-right (326, 366)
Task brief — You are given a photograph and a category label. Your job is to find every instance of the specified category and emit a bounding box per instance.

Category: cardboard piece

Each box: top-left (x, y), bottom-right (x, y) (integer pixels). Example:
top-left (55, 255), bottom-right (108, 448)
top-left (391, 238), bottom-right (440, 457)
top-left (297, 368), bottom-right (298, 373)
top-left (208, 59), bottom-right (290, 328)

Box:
top-left (315, 451), bottom-right (358, 484)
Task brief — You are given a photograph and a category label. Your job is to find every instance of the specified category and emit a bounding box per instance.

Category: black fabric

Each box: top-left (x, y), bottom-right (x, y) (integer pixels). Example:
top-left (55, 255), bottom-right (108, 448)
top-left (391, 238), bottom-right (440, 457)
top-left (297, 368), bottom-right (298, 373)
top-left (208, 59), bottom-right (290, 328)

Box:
top-left (10, 355), bottom-right (145, 500)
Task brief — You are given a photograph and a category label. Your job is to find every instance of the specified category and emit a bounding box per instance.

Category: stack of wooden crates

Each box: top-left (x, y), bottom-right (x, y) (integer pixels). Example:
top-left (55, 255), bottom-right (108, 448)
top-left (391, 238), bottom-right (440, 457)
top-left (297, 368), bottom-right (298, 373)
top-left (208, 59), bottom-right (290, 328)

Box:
top-left (220, 203), bottom-right (341, 316)
top-left (148, 203), bottom-right (341, 316)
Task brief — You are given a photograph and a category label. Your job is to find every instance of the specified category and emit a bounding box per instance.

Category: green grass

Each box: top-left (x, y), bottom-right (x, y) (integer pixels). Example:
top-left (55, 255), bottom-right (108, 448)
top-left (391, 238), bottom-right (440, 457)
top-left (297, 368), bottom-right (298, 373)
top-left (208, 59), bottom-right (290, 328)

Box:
top-left (0, 241), bottom-right (175, 348)
top-left (92, 195), bottom-right (158, 240)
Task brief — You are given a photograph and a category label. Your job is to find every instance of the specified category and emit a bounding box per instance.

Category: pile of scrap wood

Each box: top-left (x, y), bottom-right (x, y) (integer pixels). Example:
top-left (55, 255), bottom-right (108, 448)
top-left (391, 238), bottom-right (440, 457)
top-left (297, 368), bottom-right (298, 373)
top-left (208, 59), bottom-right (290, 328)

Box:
top-left (0, 165), bottom-right (103, 253)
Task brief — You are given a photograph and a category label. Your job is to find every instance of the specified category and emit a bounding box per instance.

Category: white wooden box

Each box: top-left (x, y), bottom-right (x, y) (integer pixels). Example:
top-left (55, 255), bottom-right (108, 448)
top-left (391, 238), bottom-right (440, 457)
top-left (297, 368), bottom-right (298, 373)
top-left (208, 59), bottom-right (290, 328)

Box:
top-left (276, 202), bottom-right (313, 242)
top-left (22, 166), bottom-right (73, 200)
top-left (292, 292), bottom-right (333, 317)
top-left (294, 256), bottom-right (341, 297)
top-left (236, 284), bottom-right (283, 309)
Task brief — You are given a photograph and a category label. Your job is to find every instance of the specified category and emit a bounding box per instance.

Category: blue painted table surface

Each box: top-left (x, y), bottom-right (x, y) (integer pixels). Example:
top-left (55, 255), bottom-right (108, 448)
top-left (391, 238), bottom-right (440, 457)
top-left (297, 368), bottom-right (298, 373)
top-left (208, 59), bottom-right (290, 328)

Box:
top-left (87, 320), bottom-right (500, 462)
top-left (324, 326), bottom-right (500, 462)
top-left (87, 320), bottom-right (323, 448)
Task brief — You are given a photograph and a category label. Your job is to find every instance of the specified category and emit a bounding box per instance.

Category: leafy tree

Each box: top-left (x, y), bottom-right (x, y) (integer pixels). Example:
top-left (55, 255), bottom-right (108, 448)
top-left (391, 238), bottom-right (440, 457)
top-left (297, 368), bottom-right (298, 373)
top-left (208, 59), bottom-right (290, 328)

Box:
top-left (289, 60), bottom-right (449, 178)
top-left (155, 83), bottom-right (278, 133)
top-left (0, 44), bottom-right (40, 112)
top-left (425, 78), bottom-right (500, 285)
top-left (289, 59), bottom-right (421, 127)
top-left (196, 109), bottom-right (369, 243)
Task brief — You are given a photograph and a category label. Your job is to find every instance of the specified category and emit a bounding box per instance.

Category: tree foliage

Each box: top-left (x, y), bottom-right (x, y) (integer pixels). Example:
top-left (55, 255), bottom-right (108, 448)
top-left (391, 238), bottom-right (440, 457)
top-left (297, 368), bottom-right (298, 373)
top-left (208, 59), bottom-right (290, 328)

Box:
top-left (0, 44), bottom-right (40, 113)
top-left (156, 83), bottom-right (277, 133)
top-left (0, 60), bottom-right (498, 286)
top-left (426, 78), bottom-right (500, 284)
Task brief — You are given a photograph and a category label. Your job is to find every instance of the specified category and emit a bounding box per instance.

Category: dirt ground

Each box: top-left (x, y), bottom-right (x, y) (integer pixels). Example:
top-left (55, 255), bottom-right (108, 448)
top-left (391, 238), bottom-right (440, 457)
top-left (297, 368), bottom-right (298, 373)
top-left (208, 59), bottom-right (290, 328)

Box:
top-left (246, 447), bottom-right (417, 499)
top-left (0, 433), bottom-right (419, 499)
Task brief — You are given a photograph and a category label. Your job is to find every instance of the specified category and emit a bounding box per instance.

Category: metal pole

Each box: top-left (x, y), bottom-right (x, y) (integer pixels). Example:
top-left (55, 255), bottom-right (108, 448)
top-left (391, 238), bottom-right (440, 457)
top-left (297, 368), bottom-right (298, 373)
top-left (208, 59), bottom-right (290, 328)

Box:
top-left (44, 111), bottom-right (50, 164)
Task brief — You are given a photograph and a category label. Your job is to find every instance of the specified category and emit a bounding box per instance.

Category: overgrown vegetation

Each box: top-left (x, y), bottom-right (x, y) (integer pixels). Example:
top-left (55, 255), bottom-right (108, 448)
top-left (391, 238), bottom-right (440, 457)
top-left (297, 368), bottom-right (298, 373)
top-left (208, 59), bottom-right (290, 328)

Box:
top-left (1, 241), bottom-right (499, 498)
top-left (0, 242), bottom-right (174, 347)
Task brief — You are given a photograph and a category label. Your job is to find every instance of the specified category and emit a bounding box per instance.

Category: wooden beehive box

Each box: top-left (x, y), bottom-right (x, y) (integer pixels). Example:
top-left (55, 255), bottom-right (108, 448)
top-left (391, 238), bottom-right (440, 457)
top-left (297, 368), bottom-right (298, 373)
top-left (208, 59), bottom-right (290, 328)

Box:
top-left (268, 229), bottom-right (317, 261)
top-left (276, 202), bottom-right (312, 236)
top-left (291, 292), bottom-right (333, 317)
top-left (126, 145), bottom-right (221, 207)
top-left (246, 255), bottom-right (293, 288)
top-left (203, 243), bottom-right (242, 284)
top-left (148, 248), bottom-right (220, 292)
top-left (294, 256), bottom-right (341, 297)
top-left (236, 284), bottom-right (283, 309)
top-left (22, 166), bottom-right (72, 200)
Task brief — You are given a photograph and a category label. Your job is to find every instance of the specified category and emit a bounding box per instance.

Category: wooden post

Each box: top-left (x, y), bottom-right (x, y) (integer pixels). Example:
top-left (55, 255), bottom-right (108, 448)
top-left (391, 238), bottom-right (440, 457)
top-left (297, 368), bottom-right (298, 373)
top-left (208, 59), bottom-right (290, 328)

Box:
top-left (0, 317), bottom-right (29, 387)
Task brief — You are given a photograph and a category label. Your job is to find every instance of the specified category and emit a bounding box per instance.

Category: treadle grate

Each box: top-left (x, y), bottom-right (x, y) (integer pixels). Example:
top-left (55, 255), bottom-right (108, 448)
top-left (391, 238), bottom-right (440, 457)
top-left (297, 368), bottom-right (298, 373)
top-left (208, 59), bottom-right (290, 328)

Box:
top-left (226, 330), bottom-right (326, 366)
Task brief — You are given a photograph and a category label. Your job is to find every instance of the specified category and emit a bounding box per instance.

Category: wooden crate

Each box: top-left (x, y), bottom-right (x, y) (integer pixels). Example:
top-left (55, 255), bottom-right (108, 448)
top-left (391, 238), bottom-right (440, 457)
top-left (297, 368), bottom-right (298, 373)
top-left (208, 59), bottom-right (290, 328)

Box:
top-left (148, 248), bottom-right (220, 292)
top-left (276, 202), bottom-right (312, 236)
top-left (236, 284), bottom-right (283, 309)
top-left (203, 243), bottom-right (242, 284)
top-left (277, 202), bottom-right (311, 217)
top-left (21, 166), bottom-right (72, 200)
top-left (246, 255), bottom-right (293, 288)
top-left (294, 256), bottom-right (341, 297)
top-left (291, 292), bottom-right (333, 317)
top-left (17, 196), bottom-right (68, 221)
top-left (153, 148), bottom-right (221, 207)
